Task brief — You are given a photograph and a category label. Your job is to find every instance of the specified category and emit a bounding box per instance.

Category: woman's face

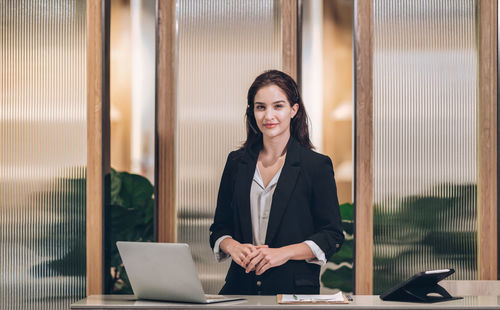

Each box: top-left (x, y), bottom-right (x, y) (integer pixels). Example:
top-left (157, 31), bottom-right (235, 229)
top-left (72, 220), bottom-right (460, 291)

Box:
top-left (253, 84), bottom-right (298, 141)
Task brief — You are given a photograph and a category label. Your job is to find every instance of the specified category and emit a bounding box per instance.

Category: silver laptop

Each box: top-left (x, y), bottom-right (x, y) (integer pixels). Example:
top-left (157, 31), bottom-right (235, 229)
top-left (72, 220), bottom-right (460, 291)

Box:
top-left (116, 242), bottom-right (243, 304)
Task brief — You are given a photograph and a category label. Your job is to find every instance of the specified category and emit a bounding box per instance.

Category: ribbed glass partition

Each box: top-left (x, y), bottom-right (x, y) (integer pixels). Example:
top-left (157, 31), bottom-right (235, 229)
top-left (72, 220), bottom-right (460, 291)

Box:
top-left (1, 1), bottom-right (87, 309)
top-left (372, 1), bottom-right (478, 293)
top-left (176, 0), bottom-right (282, 293)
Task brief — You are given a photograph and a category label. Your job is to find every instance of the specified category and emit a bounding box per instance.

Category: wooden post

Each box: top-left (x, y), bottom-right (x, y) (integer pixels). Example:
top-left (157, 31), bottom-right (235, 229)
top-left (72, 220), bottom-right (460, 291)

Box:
top-left (354, 0), bottom-right (373, 295)
top-left (86, 0), bottom-right (110, 295)
top-left (156, 0), bottom-right (177, 243)
top-left (478, 0), bottom-right (498, 280)
top-left (282, 0), bottom-right (298, 80)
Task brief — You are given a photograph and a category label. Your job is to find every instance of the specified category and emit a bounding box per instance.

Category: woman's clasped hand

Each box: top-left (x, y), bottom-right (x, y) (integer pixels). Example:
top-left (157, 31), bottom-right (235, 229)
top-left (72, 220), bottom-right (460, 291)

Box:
top-left (243, 246), bottom-right (290, 275)
top-left (221, 238), bottom-right (291, 275)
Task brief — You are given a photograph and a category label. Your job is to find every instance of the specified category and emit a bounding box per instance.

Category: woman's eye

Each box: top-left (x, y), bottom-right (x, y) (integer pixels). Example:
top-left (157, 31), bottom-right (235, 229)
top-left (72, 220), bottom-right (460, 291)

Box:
top-left (275, 104), bottom-right (283, 109)
top-left (255, 105), bottom-right (265, 110)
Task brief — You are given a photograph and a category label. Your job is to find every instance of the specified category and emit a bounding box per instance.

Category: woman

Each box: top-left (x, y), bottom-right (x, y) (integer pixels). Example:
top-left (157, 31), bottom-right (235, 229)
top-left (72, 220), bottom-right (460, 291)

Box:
top-left (209, 70), bottom-right (344, 295)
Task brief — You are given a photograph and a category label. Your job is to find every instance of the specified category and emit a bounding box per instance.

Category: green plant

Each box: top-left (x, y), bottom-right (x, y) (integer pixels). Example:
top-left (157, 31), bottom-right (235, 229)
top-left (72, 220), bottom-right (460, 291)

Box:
top-left (320, 184), bottom-right (477, 294)
top-left (320, 202), bottom-right (354, 292)
top-left (30, 173), bottom-right (86, 277)
top-left (372, 184), bottom-right (476, 294)
top-left (108, 168), bottom-right (155, 293)
top-left (33, 168), bottom-right (155, 294)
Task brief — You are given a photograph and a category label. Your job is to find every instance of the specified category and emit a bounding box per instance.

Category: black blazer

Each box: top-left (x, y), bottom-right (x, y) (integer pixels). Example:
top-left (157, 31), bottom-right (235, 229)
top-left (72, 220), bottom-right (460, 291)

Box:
top-left (209, 137), bottom-right (344, 295)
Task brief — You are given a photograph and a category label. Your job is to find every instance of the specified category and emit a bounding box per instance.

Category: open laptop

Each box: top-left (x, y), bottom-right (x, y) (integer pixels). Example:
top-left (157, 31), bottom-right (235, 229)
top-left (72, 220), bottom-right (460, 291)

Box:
top-left (116, 242), bottom-right (244, 304)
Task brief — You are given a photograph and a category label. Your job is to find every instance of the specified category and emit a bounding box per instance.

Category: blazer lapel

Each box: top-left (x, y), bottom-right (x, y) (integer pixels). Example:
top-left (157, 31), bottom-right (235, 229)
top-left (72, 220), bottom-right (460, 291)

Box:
top-left (265, 138), bottom-right (301, 245)
top-left (235, 147), bottom-right (258, 244)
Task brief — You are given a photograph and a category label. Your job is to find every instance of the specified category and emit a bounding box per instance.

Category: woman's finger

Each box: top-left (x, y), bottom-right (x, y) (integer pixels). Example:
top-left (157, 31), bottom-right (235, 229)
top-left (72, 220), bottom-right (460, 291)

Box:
top-left (253, 255), bottom-right (268, 273)
top-left (243, 249), bottom-right (260, 267)
top-left (256, 262), bottom-right (272, 275)
top-left (243, 245), bottom-right (256, 256)
top-left (245, 252), bottom-right (264, 273)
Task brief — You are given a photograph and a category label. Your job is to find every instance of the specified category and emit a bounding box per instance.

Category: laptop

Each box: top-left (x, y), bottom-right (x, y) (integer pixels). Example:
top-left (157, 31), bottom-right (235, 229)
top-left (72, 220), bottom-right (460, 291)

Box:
top-left (116, 241), bottom-right (244, 304)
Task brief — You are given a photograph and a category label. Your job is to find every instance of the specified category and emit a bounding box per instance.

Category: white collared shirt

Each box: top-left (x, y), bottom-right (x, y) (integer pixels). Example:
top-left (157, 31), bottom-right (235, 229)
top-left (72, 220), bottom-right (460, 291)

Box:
top-left (250, 164), bottom-right (281, 246)
top-left (214, 164), bottom-right (327, 265)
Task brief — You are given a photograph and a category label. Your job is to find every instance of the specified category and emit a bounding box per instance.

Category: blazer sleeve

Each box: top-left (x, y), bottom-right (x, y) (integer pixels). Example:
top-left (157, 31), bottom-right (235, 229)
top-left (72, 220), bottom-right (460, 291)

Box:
top-left (306, 155), bottom-right (345, 260)
top-left (209, 152), bottom-right (237, 249)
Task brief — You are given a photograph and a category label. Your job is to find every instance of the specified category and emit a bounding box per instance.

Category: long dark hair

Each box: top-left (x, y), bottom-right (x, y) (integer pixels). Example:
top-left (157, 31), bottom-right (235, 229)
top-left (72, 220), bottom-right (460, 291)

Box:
top-left (243, 70), bottom-right (313, 150)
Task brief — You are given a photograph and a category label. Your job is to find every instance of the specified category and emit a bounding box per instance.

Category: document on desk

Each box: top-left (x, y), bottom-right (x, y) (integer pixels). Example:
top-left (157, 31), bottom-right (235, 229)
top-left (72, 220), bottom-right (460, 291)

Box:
top-left (277, 291), bottom-right (349, 304)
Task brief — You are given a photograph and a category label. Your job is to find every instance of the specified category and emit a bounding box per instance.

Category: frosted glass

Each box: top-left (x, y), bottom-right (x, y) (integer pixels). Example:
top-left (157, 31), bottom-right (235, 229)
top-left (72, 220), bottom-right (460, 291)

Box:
top-left (176, 0), bottom-right (282, 294)
top-left (372, 0), bottom-right (478, 293)
top-left (0, 1), bottom-right (87, 308)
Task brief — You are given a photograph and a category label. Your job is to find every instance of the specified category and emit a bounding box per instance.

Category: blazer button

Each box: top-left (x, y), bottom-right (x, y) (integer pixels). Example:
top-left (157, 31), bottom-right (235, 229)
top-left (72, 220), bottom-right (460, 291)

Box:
top-left (256, 280), bottom-right (262, 287)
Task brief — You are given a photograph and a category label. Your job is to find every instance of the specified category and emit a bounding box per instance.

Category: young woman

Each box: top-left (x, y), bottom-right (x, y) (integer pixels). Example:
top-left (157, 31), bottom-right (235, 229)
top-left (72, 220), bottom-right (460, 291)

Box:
top-left (209, 70), bottom-right (344, 295)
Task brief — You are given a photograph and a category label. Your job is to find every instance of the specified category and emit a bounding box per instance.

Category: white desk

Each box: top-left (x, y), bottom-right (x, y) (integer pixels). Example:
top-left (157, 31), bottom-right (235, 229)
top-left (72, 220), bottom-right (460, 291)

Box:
top-left (71, 295), bottom-right (500, 310)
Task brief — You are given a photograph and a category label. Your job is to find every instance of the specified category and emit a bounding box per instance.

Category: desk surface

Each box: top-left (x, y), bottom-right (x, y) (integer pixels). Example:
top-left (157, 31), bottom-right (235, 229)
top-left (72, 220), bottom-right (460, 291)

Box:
top-left (72, 295), bottom-right (500, 310)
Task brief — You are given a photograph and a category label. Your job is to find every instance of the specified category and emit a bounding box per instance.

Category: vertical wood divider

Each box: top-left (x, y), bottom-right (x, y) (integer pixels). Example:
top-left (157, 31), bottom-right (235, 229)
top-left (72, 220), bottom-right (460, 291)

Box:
top-left (156, 0), bottom-right (177, 243)
top-left (354, 0), bottom-right (373, 294)
top-left (478, 0), bottom-right (498, 280)
top-left (87, 0), bottom-right (110, 295)
top-left (282, 0), bottom-right (298, 80)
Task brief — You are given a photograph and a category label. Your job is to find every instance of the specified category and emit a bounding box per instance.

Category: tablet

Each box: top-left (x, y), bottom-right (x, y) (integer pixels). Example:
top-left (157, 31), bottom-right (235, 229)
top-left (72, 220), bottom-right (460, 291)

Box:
top-left (380, 269), bottom-right (462, 303)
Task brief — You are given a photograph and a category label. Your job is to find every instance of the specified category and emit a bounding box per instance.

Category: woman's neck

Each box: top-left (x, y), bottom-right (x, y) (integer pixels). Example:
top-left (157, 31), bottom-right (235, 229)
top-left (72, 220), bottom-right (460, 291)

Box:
top-left (261, 132), bottom-right (290, 158)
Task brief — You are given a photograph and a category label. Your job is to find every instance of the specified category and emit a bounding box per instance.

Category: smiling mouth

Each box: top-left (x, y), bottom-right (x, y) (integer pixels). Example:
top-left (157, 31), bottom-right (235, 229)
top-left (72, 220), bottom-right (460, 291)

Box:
top-left (263, 124), bottom-right (278, 128)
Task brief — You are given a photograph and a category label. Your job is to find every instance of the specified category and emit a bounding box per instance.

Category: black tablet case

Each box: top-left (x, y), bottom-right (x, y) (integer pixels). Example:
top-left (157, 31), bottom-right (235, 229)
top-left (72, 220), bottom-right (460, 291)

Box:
top-left (380, 269), bottom-right (462, 303)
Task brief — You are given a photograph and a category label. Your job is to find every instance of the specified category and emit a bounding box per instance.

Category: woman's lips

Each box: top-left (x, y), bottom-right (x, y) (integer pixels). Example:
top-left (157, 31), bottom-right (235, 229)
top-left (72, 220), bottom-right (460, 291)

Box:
top-left (263, 124), bottom-right (277, 129)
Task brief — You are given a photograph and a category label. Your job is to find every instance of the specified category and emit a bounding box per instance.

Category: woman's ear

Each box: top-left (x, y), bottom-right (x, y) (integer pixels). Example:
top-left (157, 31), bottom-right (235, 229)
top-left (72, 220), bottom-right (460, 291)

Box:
top-left (291, 103), bottom-right (299, 118)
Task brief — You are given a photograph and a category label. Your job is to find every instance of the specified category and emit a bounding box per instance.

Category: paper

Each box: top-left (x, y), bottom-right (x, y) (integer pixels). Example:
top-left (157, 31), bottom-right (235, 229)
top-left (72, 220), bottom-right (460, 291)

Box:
top-left (280, 291), bottom-right (345, 303)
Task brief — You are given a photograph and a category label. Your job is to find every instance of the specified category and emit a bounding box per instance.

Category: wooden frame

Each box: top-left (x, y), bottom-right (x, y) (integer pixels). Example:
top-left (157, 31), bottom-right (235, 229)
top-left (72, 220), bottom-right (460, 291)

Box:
top-left (86, 0), bottom-right (110, 295)
top-left (354, 0), bottom-right (373, 295)
top-left (282, 0), bottom-right (298, 80)
top-left (478, 0), bottom-right (498, 280)
top-left (156, 0), bottom-right (177, 243)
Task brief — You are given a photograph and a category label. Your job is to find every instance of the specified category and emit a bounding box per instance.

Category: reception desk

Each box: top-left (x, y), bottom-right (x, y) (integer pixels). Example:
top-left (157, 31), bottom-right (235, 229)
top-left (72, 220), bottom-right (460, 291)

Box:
top-left (72, 295), bottom-right (500, 310)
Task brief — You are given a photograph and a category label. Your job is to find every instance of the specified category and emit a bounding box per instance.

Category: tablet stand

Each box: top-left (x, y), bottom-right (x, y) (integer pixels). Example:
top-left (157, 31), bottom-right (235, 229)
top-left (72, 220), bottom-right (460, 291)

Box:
top-left (385, 282), bottom-right (460, 303)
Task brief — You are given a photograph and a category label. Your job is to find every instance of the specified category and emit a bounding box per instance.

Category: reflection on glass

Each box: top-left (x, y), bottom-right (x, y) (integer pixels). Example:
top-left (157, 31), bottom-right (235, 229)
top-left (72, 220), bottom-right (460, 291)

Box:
top-left (110, 0), bottom-right (155, 182)
top-left (108, 0), bottom-right (156, 294)
top-left (372, 0), bottom-right (478, 293)
top-left (0, 1), bottom-right (87, 309)
top-left (176, 0), bottom-right (282, 294)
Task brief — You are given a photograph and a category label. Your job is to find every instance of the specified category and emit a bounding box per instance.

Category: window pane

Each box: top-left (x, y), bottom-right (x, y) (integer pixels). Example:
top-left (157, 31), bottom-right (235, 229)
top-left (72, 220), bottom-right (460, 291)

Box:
top-left (372, 0), bottom-right (478, 293)
top-left (1, 0), bottom-right (87, 308)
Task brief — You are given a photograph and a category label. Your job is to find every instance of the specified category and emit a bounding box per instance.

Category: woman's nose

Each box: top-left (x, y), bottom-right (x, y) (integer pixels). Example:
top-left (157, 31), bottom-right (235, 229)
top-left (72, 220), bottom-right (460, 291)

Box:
top-left (264, 109), bottom-right (274, 119)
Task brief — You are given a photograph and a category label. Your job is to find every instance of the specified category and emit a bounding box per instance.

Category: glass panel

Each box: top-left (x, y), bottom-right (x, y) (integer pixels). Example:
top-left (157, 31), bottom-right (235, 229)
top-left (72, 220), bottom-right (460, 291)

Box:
top-left (176, 0), bottom-right (282, 294)
top-left (0, 1), bottom-right (87, 308)
top-left (372, 0), bottom-right (478, 293)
